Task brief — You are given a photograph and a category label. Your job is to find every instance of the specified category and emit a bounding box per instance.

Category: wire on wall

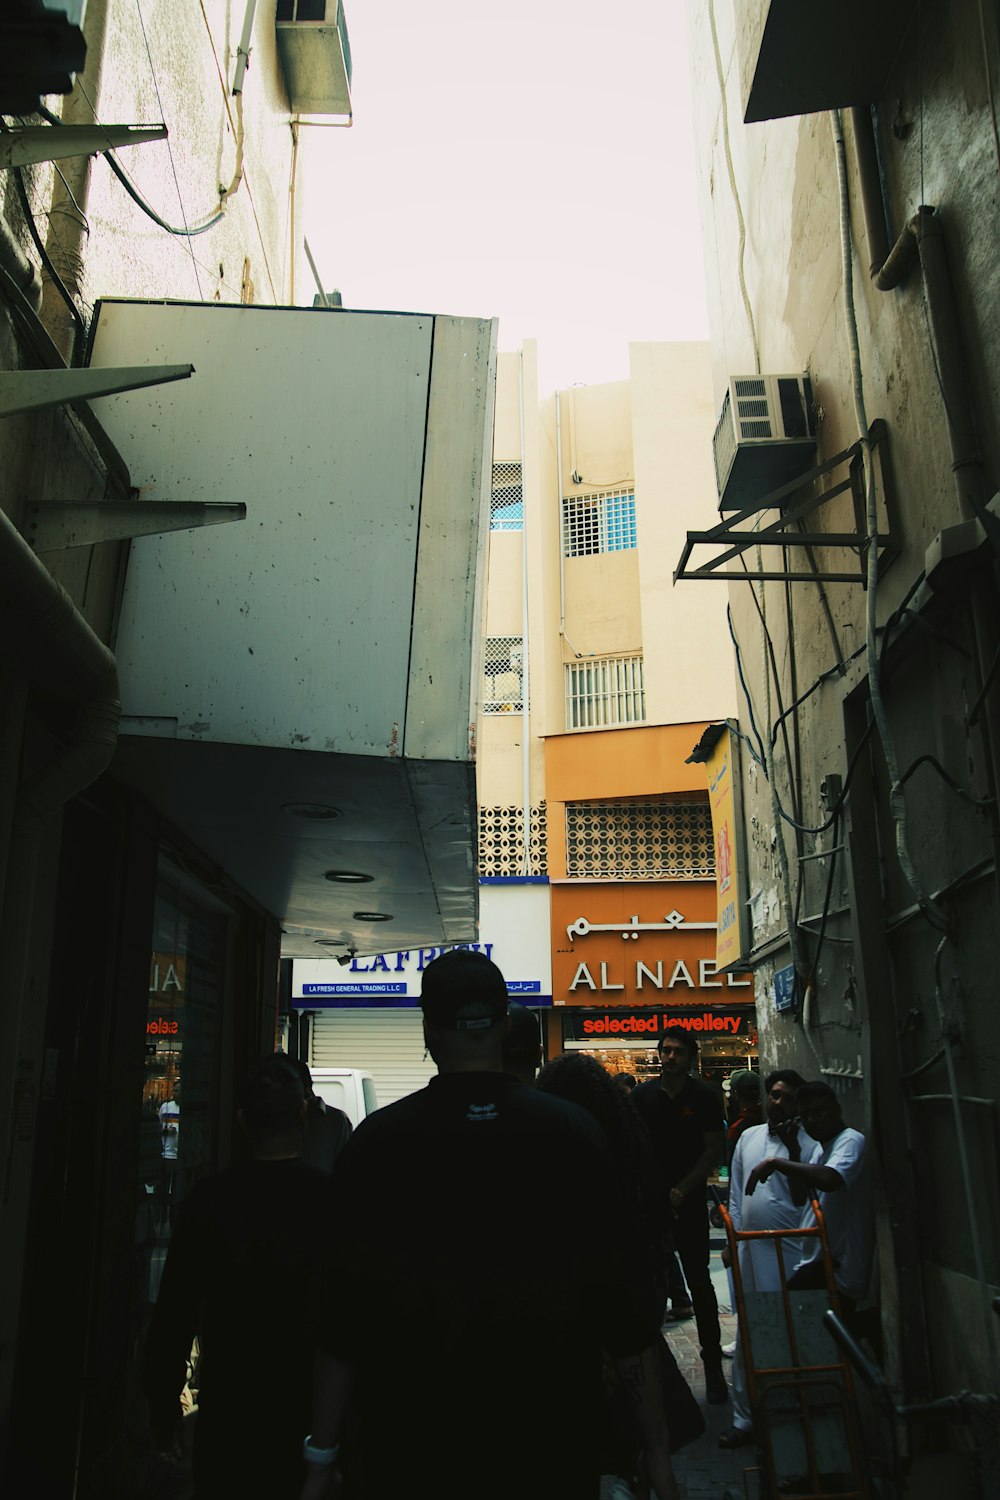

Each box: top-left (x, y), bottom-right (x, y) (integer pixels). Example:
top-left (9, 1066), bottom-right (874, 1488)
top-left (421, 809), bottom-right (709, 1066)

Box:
top-left (709, 0), bottom-right (760, 375)
top-left (830, 107), bottom-right (948, 932)
top-left (1, 120), bottom-right (89, 354)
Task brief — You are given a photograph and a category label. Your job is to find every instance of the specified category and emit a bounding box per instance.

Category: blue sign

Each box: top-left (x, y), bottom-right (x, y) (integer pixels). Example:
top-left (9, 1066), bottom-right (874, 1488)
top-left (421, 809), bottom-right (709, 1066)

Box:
top-left (302, 981), bottom-right (408, 996)
top-left (774, 964), bottom-right (797, 1013)
top-left (506, 980), bottom-right (541, 994)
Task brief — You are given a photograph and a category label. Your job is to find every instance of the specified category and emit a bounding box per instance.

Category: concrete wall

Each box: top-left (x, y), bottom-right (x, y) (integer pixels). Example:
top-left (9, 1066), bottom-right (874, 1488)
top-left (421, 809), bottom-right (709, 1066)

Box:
top-left (685, 0), bottom-right (1000, 1409)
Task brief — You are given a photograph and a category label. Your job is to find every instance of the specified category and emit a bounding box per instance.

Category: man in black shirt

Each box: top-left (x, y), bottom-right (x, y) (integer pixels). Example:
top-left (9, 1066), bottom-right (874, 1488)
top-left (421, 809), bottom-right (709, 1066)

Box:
top-left (301, 949), bottom-right (678, 1500)
top-left (632, 1029), bottom-right (727, 1404)
top-left (144, 1055), bottom-right (333, 1499)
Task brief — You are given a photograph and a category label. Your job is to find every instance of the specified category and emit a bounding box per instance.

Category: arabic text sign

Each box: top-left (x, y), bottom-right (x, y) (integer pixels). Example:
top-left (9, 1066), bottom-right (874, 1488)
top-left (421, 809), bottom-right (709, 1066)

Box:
top-left (550, 883), bottom-right (751, 1007)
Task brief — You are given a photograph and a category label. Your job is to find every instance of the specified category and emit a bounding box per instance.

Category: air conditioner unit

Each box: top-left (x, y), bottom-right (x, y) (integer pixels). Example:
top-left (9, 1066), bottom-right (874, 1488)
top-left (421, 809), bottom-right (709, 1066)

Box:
top-left (712, 373), bottom-right (816, 511)
top-left (275, 0), bottom-right (352, 116)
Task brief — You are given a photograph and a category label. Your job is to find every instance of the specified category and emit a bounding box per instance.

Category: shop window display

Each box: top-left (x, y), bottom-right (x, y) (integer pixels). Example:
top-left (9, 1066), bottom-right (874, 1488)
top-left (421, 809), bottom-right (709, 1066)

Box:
top-left (137, 877), bottom-right (227, 1305)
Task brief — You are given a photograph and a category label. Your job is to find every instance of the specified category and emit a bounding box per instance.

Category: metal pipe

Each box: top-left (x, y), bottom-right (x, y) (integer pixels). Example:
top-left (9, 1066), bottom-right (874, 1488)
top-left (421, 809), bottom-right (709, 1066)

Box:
top-left (913, 210), bottom-right (986, 522)
top-left (556, 390), bottom-right (566, 637)
top-left (850, 106), bottom-right (889, 277)
top-left (518, 351), bottom-right (531, 876)
top-left (232, 0), bottom-right (259, 95)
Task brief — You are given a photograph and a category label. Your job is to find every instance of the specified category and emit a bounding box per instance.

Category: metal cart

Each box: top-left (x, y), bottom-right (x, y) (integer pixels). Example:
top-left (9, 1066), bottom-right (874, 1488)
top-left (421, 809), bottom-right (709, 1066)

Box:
top-left (719, 1200), bottom-right (870, 1500)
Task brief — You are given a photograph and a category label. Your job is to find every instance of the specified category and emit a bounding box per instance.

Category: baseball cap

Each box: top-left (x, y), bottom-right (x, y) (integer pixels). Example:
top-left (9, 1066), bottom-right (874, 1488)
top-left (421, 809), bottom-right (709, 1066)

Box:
top-left (420, 949), bottom-right (509, 1031)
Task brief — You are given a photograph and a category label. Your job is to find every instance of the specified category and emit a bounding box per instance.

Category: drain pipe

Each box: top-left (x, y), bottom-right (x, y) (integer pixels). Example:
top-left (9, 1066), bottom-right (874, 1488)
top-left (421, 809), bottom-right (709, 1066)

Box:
top-left (517, 350), bottom-right (531, 876)
top-left (556, 389), bottom-right (566, 639)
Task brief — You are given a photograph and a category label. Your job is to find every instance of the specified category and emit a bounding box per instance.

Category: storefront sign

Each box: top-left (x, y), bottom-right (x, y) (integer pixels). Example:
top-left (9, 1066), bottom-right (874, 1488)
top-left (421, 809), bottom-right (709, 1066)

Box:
top-left (551, 883), bottom-right (750, 1007)
top-left (563, 1007), bottom-right (753, 1043)
top-left (149, 952), bottom-right (186, 997)
top-left (292, 882), bottom-right (553, 1009)
top-left (705, 724), bottom-right (751, 971)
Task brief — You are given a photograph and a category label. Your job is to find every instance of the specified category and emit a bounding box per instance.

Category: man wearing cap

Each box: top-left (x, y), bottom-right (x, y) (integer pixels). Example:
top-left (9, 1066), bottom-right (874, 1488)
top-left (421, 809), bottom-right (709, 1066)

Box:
top-left (301, 948), bottom-right (678, 1500)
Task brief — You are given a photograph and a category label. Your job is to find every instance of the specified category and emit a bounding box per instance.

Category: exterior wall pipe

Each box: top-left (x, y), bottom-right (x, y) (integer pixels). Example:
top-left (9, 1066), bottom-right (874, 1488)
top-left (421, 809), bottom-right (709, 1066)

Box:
top-left (0, 214), bottom-right (42, 313)
top-left (518, 351), bottom-right (531, 876)
top-left (850, 107), bottom-right (889, 277)
top-left (556, 389), bottom-right (566, 638)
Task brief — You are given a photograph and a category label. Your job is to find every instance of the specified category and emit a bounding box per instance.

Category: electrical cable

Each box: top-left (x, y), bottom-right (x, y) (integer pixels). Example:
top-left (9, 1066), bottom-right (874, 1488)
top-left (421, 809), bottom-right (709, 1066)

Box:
top-left (708, 0), bottom-right (759, 374)
top-left (0, 123), bottom-right (88, 357)
top-left (36, 102), bottom-right (224, 239)
top-left (897, 754), bottom-right (995, 808)
top-left (727, 604), bottom-right (766, 767)
top-left (977, 0), bottom-right (1000, 181)
top-left (805, 808), bottom-right (842, 987)
top-left (830, 106), bottom-right (948, 932)
top-left (133, 0), bottom-right (204, 296)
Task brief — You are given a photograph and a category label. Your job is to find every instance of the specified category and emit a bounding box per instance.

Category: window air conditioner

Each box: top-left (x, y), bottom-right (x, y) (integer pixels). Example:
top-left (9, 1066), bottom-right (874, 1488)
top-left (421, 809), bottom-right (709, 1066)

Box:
top-left (275, 0), bottom-right (352, 116)
top-left (712, 374), bottom-right (816, 512)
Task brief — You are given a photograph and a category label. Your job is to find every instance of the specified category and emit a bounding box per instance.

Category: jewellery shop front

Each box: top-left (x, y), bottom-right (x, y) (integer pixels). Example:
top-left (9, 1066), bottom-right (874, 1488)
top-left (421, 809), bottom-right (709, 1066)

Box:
top-left (550, 882), bottom-right (756, 1088)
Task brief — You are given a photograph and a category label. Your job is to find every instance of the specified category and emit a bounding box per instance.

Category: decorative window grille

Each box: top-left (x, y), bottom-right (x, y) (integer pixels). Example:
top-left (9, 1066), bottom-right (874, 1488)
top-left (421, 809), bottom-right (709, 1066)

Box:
top-left (562, 489), bottom-right (637, 556)
top-left (478, 803), bottom-right (548, 877)
top-left (565, 654), bottom-right (644, 729)
top-left (482, 636), bottom-right (525, 714)
top-left (565, 799), bottom-right (714, 880)
top-left (490, 462), bottom-right (523, 532)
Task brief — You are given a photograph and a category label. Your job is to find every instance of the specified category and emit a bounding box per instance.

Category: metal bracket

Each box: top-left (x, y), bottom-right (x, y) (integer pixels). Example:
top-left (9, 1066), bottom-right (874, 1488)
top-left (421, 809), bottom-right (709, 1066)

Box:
top-left (0, 124), bottom-right (167, 170)
top-left (0, 364), bottom-right (194, 418)
top-left (674, 421), bottom-right (899, 586)
top-left (27, 500), bottom-right (247, 552)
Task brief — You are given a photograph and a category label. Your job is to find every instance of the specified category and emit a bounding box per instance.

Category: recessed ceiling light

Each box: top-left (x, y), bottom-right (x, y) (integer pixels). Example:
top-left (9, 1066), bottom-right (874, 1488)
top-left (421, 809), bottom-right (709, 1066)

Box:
top-left (353, 911), bottom-right (393, 922)
top-left (324, 870), bottom-right (373, 883)
top-left (316, 938), bottom-right (347, 946)
top-left (282, 802), bottom-right (341, 820)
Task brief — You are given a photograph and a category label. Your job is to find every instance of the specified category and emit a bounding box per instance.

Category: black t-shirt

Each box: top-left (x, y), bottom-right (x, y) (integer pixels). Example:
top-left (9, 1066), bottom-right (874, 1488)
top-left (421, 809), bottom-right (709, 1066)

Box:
top-left (631, 1073), bottom-right (724, 1190)
top-left (143, 1157), bottom-right (333, 1483)
top-left (319, 1071), bottom-right (657, 1500)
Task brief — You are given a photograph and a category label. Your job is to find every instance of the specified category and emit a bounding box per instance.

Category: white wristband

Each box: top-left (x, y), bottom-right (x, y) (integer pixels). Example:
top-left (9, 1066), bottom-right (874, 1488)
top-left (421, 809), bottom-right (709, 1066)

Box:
top-left (303, 1435), bottom-right (340, 1467)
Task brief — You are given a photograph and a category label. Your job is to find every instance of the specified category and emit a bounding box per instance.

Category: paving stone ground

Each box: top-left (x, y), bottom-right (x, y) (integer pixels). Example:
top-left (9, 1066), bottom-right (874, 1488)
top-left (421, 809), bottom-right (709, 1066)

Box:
top-left (602, 1246), bottom-right (756, 1500)
top-left (659, 1246), bottom-right (757, 1500)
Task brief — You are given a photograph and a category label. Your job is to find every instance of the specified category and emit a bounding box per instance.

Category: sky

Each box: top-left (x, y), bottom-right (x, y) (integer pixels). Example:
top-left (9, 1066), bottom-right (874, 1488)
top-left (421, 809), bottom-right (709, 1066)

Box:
top-left (302, 0), bottom-right (710, 393)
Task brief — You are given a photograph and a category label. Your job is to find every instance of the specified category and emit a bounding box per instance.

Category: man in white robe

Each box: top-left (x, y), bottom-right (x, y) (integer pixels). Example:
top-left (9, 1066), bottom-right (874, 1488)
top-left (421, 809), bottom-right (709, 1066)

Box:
top-left (719, 1069), bottom-right (818, 1449)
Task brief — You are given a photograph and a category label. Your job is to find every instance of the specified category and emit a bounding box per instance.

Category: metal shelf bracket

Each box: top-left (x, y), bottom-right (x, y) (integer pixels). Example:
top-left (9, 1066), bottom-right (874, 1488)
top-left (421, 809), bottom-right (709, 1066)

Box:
top-left (0, 363), bottom-right (194, 418)
top-left (0, 124), bottom-right (167, 170)
top-left (27, 500), bottom-right (247, 552)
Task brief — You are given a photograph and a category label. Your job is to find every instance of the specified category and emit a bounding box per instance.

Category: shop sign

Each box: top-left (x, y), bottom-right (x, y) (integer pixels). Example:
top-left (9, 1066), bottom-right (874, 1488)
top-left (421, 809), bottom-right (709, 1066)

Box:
top-left (563, 1007), bottom-right (753, 1043)
top-left (705, 724), bottom-right (751, 971)
top-left (551, 883), bottom-right (751, 1007)
top-left (149, 951), bottom-right (186, 998)
top-left (292, 952), bottom-right (547, 1009)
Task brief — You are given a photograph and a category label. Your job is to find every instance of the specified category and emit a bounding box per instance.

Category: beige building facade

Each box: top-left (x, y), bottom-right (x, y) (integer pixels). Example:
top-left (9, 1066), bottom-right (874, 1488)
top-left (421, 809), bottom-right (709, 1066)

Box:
top-left (480, 342), bottom-right (744, 1078)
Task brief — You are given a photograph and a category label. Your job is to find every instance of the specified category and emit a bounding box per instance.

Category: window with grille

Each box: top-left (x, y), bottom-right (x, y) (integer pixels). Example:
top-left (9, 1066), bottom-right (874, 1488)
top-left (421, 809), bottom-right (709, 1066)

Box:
top-left (477, 803), bottom-right (547, 876)
top-left (482, 636), bottom-right (525, 713)
top-left (490, 462), bottom-right (523, 532)
top-left (565, 799), bottom-right (714, 880)
top-left (565, 654), bottom-right (644, 729)
top-left (562, 489), bottom-right (636, 556)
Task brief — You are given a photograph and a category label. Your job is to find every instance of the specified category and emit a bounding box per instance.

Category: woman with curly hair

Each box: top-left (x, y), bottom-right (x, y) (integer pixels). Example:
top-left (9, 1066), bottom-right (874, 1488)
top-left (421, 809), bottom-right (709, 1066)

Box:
top-left (536, 1054), bottom-right (704, 1493)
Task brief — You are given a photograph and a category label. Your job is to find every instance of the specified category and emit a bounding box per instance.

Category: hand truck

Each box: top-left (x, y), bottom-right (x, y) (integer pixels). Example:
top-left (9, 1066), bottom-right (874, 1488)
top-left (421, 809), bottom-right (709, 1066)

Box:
top-left (719, 1199), bottom-right (870, 1500)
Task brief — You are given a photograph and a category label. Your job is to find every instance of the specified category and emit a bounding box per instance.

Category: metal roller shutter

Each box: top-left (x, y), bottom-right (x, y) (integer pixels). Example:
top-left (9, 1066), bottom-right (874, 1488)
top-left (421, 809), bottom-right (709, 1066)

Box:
top-left (310, 1010), bottom-right (434, 1108)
